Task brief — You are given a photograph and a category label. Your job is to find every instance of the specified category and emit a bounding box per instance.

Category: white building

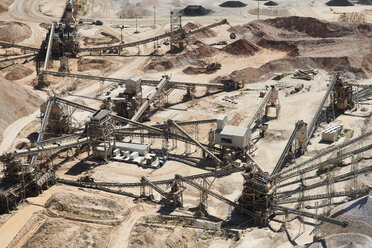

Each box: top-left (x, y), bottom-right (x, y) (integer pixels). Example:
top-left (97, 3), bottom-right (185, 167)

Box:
top-left (215, 115), bottom-right (251, 149)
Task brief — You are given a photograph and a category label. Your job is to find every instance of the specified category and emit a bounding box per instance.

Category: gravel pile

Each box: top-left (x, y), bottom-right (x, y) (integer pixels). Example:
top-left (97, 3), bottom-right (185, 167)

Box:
top-left (219, 1), bottom-right (247, 7)
top-left (326, 0), bottom-right (354, 6)
top-left (181, 5), bottom-right (211, 16)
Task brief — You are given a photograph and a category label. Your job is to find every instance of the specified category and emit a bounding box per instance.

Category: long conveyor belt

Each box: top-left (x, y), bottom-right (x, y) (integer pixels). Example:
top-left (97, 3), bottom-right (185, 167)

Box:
top-left (175, 174), bottom-right (257, 219)
top-left (271, 121), bottom-right (301, 175)
top-left (56, 167), bottom-right (244, 188)
top-left (276, 187), bottom-right (371, 204)
top-left (270, 130), bottom-right (372, 180)
top-left (42, 71), bottom-right (223, 89)
top-left (275, 165), bottom-right (372, 198)
top-left (276, 143), bottom-right (372, 183)
top-left (305, 73), bottom-right (338, 146)
top-left (80, 19), bottom-right (227, 52)
top-left (272, 204), bottom-right (348, 227)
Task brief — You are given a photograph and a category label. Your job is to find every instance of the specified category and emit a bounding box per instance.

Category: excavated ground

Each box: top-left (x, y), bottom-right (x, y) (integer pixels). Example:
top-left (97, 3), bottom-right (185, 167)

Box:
top-left (0, 1), bottom-right (372, 248)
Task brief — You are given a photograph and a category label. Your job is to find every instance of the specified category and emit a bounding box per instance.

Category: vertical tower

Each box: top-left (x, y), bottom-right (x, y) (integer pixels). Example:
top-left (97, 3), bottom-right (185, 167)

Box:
top-left (170, 11), bottom-right (185, 51)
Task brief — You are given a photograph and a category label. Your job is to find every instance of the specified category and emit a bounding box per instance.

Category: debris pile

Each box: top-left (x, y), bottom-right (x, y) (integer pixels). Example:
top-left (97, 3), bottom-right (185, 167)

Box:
top-left (181, 5), bottom-right (211, 16)
top-left (222, 39), bottom-right (260, 56)
top-left (219, 1), bottom-right (247, 7)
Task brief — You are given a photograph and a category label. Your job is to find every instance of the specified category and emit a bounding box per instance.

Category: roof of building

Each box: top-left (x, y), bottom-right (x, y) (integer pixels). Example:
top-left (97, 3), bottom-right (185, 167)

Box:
top-left (127, 76), bottom-right (141, 82)
top-left (91, 109), bottom-right (110, 121)
top-left (219, 125), bottom-right (248, 137)
top-left (115, 142), bottom-right (150, 151)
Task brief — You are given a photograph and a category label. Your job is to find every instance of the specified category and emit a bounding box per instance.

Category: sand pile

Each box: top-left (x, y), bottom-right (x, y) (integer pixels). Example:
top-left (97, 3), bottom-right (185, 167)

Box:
top-left (4, 64), bottom-right (33, 81)
top-left (82, 31), bottom-right (119, 46)
top-left (264, 1), bottom-right (279, 6)
top-left (22, 218), bottom-right (112, 248)
top-left (145, 45), bottom-right (218, 72)
top-left (0, 77), bottom-right (41, 145)
top-left (259, 16), bottom-right (352, 38)
top-left (222, 39), bottom-right (260, 56)
top-left (326, 0), bottom-right (354, 6)
top-left (78, 58), bottom-right (112, 71)
top-left (119, 7), bottom-right (152, 19)
top-left (181, 5), bottom-right (211, 16)
top-left (219, 1), bottom-right (247, 7)
top-left (184, 22), bottom-right (216, 38)
top-left (308, 233), bottom-right (372, 248)
top-left (257, 39), bottom-right (299, 56)
top-left (212, 55), bottom-right (368, 85)
top-left (45, 192), bottom-right (125, 220)
top-left (0, 22), bottom-right (32, 43)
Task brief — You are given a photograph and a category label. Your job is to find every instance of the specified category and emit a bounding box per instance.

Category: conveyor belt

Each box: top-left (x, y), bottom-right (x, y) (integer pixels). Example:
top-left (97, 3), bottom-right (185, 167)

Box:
top-left (271, 121), bottom-right (301, 175)
top-left (276, 143), bottom-right (372, 183)
top-left (170, 120), bottom-right (222, 165)
top-left (80, 19), bottom-right (227, 52)
top-left (56, 167), bottom-right (244, 188)
top-left (43, 22), bottom-right (55, 71)
top-left (175, 174), bottom-right (257, 219)
top-left (275, 165), bottom-right (372, 198)
top-left (129, 76), bottom-right (169, 124)
top-left (270, 131), bottom-right (372, 180)
top-left (305, 74), bottom-right (338, 146)
top-left (272, 204), bottom-right (348, 227)
top-left (7, 137), bottom-right (90, 157)
top-left (42, 71), bottom-right (223, 89)
top-left (0, 41), bottom-right (40, 51)
top-left (0, 52), bottom-right (37, 62)
top-left (276, 187), bottom-right (371, 204)
top-left (141, 176), bottom-right (167, 197)
top-left (246, 87), bottom-right (273, 128)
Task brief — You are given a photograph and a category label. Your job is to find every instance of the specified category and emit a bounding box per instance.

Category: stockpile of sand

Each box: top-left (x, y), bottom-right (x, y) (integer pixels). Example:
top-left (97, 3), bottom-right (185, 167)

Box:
top-left (81, 31), bottom-right (120, 46)
top-left (257, 39), bottom-right (299, 56)
top-left (326, 0), bottom-right (354, 6)
top-left (259, 16), bottom-right (352, 38)
top-left (264, 1), bottom-right (279, 6)
top-left (78, 58), bottom-right (112, 71)
top-left (222, 39), bottom-right (260, 56)
top-left (145, 45), bottom-right (218, 72)
top-left (308, 233), bottom-right (372, 248)
top-left (184, 22), bottom-right (216, 38)
top-left (313, 196), bottom-right (372, 240)
top-left (181, 5), bottom-right (211, 16)
top-left (45, 192), bottom-right (125, 220)
top-left (219, 1), bottom-right (247, 7)
top-left (4, 64), bottom-right (33, 81)
top-left (22, 218), bottom-right (112, 248)
top-left (0, 77), bottom-right (41, 145)
top-left (0, 22), bottom-right (32, 43)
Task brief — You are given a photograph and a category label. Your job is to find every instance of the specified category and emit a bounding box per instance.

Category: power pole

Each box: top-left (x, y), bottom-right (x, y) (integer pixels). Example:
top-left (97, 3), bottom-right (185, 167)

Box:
top-left (153, 3), bottom-right (156, 28)
top-left (135, 15), bottom-right (139, 34)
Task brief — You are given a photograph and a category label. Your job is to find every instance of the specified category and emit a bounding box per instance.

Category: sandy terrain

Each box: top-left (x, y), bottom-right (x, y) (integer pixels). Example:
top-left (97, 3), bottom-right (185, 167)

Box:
top-left (0, 0), bottom-right (371, 247)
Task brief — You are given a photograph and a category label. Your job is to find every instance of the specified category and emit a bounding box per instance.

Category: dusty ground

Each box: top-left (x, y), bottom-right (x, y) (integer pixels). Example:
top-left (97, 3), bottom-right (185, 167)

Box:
top-left (0, 0), bottom-right (371, 248)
